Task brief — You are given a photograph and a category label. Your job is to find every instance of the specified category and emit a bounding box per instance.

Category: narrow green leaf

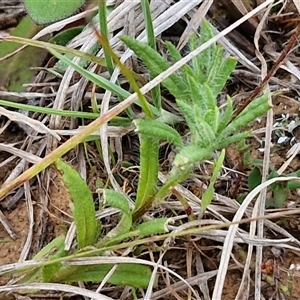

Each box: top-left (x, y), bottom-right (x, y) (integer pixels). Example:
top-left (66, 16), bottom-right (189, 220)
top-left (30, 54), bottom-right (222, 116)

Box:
top-left (218, 94), bottom-right (270, 140)
top-left (201, 149), bottom-right (225, 216)
top-left (47, 46), bottom-right (137, 121)
top-left (135, 136), bottom-right (159, 211)
top-left (135, 218), bottom-right (171, 235)
top-left (95, 26), bottom-right (153, 119)
top-left (217, 96), bottom-right (233, 133)
top-left (211, 57), bottom-right (237, 96)
top-left (206, 45), bottom-right (223, 90)
top-left (155, 164), bottom-right (194, 200)
top-left (101, 189), bottom-right (132, 242)
top-left (176, 100), bottom-right (215, 147)
top-left (134, 119), bottom-right (184, 148)
top-left (192, 117), bottom-right (216, 147)
top-left (132, 165), bottom-right (193, 219)
top-left (53, 263), bottom-right (153, 288)
top-left (100, 218), bottom-right (171, 247)
top-left (237, 93), bottom-right (270, 119)
top-left (42, 262), bottom-right (61, 283)
top-left (211, 149), bottom-right (225, 182)
top-left (49, 26), bottom-right (84, 46)
top-left (42, 238), bottom-right (68, 282)
top-left (185, 74), bottom-right (205, 109)
top-left (33, 236), bottom-right (65, 260)
top-left (190, 20), bottom-right (215, 83)
top-left (0, 99), bottom-right (100, 119)
top-left (205, 108), bottom-right (219, 133)
top-left (214, 131), bottom-right (250, 149)
top-left (49, 48), bottom-right (131, 99)
top-left (20, 236), bottom-right (66, 283)
top-left (121, 36), bottom-right (187, 100)
top-left (202, 83), bottom-right (216, 112)
top-left (55, 159), bottom-right (99, 249)
top-left (176, 100), bottom-right (199, 141)
top-left (173, 146), bottom-right (213, 168)
top-left (99, 0), bottom-right (114, 76)
top-left (166, 41), bottom-right (182, 62)
top-left (140, 0), bottom-right (162, 110)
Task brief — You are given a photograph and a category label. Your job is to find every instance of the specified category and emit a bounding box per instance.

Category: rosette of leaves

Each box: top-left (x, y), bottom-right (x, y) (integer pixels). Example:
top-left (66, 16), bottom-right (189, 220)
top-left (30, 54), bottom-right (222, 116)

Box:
top-left (120, 20), bottom-right (271, 219)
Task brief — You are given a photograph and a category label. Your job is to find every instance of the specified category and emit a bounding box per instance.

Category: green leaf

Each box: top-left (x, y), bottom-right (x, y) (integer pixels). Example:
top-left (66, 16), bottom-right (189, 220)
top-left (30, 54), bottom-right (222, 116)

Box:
top-left (217, 96), bottom-right (233, 133)
top-left (55, 159), bottom-right (99, 249)
top-left (134, 119), bottom-right (184, 149)
top-left (49, 48), bottom-right (131, 99)
top-left (205, 45), bottom-right (223, 90)
top-left (121, 35), bottom-right (187, 100)
top-left (135, 135), bottom-right (159, 212)
top-left (201, 149), bottom-right (225, 215)
top-left (24, 0), bottom-right (85, 24)
top-left (287, 169), bottom-right (300, 190)
top-left (248, 167), bottom-right (262, 191)
top-left (218, 94), bottom-right (270, 140)
top-left (174, 146), bottom-right (213, 168)
top-left (205, 108), bottom-right (219, 133)
top-left (0, 17), bottom-right (47, 92)
top-left (237, 93), bottom-right (270, 119)
top-left (53, 263), bottom-right (153, 288)
top-left (48, 48), bottom-right (162, 119)
top-left (189, 21), bottom-right (215, 83)
top-left (135, 218), bottom-right (171, 235)
top-left (188, 20), bottom-right (236, 96)
top-left (176, 100), bottom-right (216, 146)
top-left (140, 0), bottom-right (162, 110)
top-left (20, 236), bottom-right (67, 283)
top-left (272, 181), bottom-right (289, 208)
top-left (49, 26), bottom-right (84, 46)
top-left (166, 41), bottom-right (183, 62)
top-left (203, 83), bottom-right (217, 112)
top-left (42, 238), bottom-right (68, 282)
top-left (211, 56), bottom-right (237, 96)
top-left (215, 131), bottom-right (250, 149)
top-left (185, 74), bottom-right (205, 109)
top-left (175, 100), bottom-right (199, 141)
top-left (100, 218), bottom-right (171, 247)
top-left (42, 261), bottom-right (62, 283)
top-left (101, 189), bottom-right (132, 243)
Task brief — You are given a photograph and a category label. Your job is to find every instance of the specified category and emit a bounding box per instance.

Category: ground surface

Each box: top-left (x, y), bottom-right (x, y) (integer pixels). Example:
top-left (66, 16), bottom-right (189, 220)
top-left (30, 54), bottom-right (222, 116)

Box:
top-left (1, 1), bottom-right (300, 299)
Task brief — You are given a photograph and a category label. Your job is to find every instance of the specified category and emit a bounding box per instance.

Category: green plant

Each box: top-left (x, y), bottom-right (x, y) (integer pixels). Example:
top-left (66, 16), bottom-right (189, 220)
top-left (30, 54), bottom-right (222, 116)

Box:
top-left (241, 161), bottom-right (300, 207)
top-left (119, 20), bottom-right (271, 220)
top-left (12, 160), bottom-right (166, 289)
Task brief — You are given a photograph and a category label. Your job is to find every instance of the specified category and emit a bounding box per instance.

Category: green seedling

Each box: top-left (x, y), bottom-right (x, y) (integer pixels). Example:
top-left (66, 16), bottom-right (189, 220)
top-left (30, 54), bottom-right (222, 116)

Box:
top-left (120, 20), bottom-right (271, 219)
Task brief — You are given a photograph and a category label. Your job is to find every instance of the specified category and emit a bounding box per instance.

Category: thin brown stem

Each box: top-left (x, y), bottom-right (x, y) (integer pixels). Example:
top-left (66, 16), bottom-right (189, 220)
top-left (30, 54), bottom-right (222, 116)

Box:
top-left (232, 22), bottom-right (300, 120)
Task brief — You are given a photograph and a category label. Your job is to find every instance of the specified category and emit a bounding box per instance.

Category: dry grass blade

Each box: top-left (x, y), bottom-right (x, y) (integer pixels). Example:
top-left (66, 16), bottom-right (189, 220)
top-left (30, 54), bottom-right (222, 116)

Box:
top-left (0, 283), bottom-right (114, 300)
top-left (212, 176), bottom-right (300, 299)
top-left (0, 107), bottom-right (60, 139)
top-left (0, 143), bottom-right (41, 164)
